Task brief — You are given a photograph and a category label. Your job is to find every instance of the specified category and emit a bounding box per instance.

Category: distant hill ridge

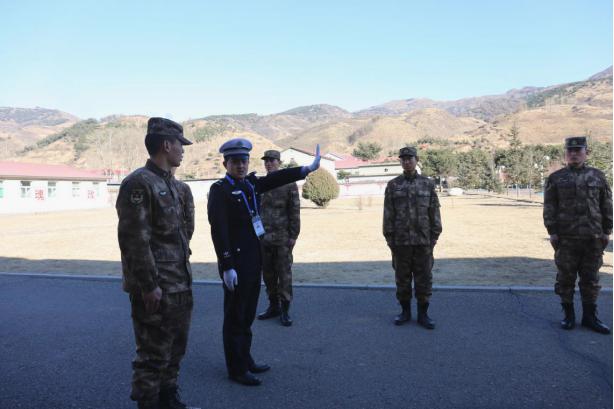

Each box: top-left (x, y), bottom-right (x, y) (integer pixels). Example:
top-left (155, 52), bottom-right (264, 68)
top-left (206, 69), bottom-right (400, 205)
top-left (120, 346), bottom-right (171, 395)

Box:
top-left (1, 66), bottom-right (611, 179)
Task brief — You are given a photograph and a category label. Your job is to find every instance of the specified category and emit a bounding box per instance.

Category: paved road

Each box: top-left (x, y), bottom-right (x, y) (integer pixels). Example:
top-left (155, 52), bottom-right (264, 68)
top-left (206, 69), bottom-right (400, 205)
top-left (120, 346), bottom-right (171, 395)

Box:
top-left (0, 275), bottom-right (612, 409)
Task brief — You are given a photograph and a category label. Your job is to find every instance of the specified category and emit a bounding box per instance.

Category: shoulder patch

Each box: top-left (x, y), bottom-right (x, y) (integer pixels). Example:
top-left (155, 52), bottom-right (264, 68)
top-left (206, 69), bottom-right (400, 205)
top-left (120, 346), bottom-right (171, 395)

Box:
top-left (130, 189), bottom-right (144, 205)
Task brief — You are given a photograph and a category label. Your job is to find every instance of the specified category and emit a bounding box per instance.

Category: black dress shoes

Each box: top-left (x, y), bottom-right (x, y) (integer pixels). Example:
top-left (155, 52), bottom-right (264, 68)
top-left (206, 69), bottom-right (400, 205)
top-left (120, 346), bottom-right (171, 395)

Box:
top-left (249, 363), bottom-right (271, 373)
top-left (229, 372), bottom-right (262, 386)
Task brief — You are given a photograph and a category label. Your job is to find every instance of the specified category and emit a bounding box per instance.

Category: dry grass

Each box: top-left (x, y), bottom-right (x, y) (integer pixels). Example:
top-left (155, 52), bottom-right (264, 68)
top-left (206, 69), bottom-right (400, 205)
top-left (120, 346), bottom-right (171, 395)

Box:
top-left (0, 194), bottom-right (611, 287)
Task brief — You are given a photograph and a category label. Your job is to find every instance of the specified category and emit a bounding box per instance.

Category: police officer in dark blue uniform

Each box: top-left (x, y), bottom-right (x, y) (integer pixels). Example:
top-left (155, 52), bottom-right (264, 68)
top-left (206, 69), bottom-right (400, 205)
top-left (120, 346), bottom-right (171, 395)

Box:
top-left (207, 138), bottom-right (320, 386)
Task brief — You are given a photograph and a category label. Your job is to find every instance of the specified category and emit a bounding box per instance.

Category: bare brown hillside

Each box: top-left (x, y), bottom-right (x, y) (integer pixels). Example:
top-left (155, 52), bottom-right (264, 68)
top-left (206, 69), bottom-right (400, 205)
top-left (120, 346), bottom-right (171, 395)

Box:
top-left (0, 107), bottom-right (78, 159)
top-left (5, 68), bottom-right (612, 175)
top-left (15, 116), bottom-right (280, 179)
top-left (277, 108), bottom-right (488, 153)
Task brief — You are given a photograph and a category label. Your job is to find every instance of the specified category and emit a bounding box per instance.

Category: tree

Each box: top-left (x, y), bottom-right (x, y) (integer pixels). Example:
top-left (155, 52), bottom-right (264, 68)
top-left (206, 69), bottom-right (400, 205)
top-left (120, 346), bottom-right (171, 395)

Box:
top-left (420, 149), bottom-right (457, 190)
top-left (457, 150), bottom-right (493, 190)
top-left (500, 124), bottom-right (531, 186)
top-left (336, 170), bottom-right (351, 180)
top-left (588, 141), bottom-right (613, 185)
top-left (508, 123), bottom-right (522, 149)
top-left (302, 169), bottom-right (339, 207)
top-left (352, 141), bottom-right (382, 161)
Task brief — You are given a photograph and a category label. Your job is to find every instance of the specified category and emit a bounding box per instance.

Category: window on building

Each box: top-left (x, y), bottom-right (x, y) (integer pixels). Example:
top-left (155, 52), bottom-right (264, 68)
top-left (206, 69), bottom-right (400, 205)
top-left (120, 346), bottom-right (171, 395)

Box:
top-left (20, 181), bottom-right (32, 198)
top-left (48, 182), bottom-right (57, 198)
top-left (93, 182), bottom-right (99, 198)
top-left (72, 182), bottom-right (81, 197)
top-left (0, 180), bottom-right (3, 199)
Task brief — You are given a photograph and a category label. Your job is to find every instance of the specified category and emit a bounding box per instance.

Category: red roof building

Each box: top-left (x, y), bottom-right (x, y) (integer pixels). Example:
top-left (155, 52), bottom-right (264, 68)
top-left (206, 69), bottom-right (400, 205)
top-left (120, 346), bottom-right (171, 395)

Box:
top-left (0, 162), bottom-right (107, 181)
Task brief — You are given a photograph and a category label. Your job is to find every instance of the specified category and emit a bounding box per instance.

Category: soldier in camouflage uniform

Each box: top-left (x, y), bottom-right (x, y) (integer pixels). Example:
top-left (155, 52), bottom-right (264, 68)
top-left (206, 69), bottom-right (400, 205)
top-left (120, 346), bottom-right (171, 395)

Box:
top-left (257, 150), bottom-right (301, 327)
top-left (543, 136), bottom-right (612, 334)
top-left (171, 168), bottom-right (195, 241)
top-left (117, 118), bottom-right (200, 409)
top-left (383, 146), bottom-right (442, 329)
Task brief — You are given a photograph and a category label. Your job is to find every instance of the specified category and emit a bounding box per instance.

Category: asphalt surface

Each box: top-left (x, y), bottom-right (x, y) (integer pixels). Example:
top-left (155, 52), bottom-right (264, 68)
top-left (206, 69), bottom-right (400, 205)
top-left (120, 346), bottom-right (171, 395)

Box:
top-left (0, 275), bottom-right (612, 409)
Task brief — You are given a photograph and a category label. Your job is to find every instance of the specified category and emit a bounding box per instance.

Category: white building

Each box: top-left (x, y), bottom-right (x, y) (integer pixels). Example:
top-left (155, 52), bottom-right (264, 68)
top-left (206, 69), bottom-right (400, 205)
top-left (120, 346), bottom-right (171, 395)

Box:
top-left (335, 155), bottom-right (418, 178)
top-left (280, 147), bottom-right (336, 175)
top-left (333, 155), bottom-right (422, 197)
top-left (0, 162), bottom-right (109, 214)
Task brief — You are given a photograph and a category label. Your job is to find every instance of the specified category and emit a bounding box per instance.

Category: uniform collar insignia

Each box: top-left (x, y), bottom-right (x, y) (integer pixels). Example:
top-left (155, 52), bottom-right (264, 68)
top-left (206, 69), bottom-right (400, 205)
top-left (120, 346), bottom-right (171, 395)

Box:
top-left (145, 159), bottom-right (171, 179)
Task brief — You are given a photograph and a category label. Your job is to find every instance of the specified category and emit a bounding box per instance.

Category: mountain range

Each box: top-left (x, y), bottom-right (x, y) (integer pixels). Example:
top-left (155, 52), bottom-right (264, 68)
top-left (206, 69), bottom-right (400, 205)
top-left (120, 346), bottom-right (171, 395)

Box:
top-left (0, 66), bottom-right (611, 179)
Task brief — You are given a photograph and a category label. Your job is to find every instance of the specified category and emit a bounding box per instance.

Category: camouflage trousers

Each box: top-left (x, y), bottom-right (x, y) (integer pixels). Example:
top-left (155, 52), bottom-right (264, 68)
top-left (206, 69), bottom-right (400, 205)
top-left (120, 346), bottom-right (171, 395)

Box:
top-left (129, 290), bottom-right (193, 402)
top-left (554, 238), bottom-right (603, 304)
top-left (391, 245), bottom-right (434, 304)
top-left (262, 244), bottom-right (294, 303)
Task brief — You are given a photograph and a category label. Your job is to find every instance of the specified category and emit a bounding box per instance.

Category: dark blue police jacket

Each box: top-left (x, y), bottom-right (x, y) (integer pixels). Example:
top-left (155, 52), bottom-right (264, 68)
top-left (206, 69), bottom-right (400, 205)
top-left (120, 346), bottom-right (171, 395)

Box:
top-left (207, 166), bottom-right (305, 282)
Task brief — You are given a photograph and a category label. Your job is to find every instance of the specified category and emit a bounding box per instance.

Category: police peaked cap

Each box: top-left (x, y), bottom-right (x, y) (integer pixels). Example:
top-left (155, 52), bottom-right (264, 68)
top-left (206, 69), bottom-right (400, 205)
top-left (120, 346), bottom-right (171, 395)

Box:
top-left (219, 138), bottom-right (253, 158)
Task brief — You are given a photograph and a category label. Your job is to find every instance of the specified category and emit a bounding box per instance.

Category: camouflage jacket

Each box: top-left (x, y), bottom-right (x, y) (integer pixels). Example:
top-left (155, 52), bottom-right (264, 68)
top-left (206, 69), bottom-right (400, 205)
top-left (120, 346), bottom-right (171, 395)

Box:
top-left (260, 181), bottom-right (300, 246)
top-left (175, 179), bottom-right (195, 241)
top-left (383, 172), bottom-right (442, 246)
top-left (116, 160), bottom-right (192, 294)
top-left (543, 164), bottom-right (613, 238)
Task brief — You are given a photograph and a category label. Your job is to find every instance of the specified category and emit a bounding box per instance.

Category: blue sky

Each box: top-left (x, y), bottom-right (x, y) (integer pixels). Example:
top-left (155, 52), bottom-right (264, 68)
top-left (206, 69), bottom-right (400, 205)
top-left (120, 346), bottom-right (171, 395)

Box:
top-left (0, 0), bottom-right (611, 120)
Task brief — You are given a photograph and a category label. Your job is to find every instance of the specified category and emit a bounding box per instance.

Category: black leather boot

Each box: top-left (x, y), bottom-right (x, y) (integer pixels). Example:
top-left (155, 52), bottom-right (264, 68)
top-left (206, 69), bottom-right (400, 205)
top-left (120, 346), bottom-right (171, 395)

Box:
top-left (280, 300), bottom-right (293, 327)
top-left (394, 301), bottom-right (411, 325)
top-left (160, 386), bottom-right (199, 409)
top-left (417, 302), bottom-right (435, 329)
top-left (560, 303), bottom-right (575, 330)
top-left (137, 399), bottom-right (160, 409)
top-left (581, 303), bottom-right (611, 334)
top-left (257, 299), bottom-right (280, 320)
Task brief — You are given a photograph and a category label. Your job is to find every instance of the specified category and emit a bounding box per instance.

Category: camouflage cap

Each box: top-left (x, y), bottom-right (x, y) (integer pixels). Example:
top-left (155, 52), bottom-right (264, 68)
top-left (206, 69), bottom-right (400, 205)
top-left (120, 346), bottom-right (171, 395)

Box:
top-left (261, 150), bottom-right (281, 160)
top-left (565, 136), bottom-right (587, 149)
top-left (219, 138), bottom-right (252, 158)
top-left (399, 146), bottom-right (417, 158)
top-left (146, 117), bottom-right (192, 145)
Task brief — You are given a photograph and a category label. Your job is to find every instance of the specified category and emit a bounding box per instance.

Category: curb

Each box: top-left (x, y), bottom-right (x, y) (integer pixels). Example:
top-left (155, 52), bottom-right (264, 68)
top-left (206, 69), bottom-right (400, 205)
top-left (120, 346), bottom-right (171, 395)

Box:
top-left (1, 272), bottom-right (611, 293)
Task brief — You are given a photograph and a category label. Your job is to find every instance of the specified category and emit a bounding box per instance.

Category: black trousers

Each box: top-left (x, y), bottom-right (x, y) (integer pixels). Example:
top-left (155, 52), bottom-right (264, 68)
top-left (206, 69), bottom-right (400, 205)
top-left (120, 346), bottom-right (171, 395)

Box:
top-left (223, 278), bottom-right (261, 376)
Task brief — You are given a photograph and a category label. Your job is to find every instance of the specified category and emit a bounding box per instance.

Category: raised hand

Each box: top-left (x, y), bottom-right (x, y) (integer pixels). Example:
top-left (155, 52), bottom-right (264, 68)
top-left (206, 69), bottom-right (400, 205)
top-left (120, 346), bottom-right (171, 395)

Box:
top-left (307, 144), bottom-right (321, 172)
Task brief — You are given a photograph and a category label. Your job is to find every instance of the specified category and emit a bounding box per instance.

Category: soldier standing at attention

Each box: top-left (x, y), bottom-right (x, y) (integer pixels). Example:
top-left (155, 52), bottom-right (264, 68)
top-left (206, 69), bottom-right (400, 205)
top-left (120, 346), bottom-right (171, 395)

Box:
top-left (171, 168), bottom-right (195, 241)
top-left (257, 150), bottom-right (301, 326)
top-left (383, 147), bottom-right (442, 329)
top-left (116, 118), bottom-right (200, 409)
top-left (207, 139), bottom-right (320, 386)
top-left (543, 136), bottom-right (612, 334)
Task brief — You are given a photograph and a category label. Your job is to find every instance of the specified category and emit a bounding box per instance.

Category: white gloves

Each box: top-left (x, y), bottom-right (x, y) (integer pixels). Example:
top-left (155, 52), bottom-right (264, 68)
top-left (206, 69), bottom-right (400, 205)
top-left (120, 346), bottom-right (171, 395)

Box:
top-left (223, 269), bottom-right (238, 291)
top-left (307, 144), bottom-right (321, 172)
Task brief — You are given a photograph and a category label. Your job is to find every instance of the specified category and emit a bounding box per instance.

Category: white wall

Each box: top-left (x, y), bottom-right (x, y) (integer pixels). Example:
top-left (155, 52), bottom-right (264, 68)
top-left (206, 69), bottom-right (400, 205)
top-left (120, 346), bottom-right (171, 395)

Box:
top-left (0, 179), bottom-right (109, 214)
top-left (183, 179), bottom-right (216, 202)
top-left (356, 163), bottom-right (403, 176)
top-left (280, 149), bottom-right (336, 174)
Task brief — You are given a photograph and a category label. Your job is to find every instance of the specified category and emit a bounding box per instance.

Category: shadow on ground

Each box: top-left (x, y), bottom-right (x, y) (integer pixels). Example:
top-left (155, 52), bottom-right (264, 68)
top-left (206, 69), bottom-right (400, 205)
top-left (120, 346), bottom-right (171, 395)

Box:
top-left (0, 275), bottom-right (611, 409)
top-left (0, 256), bottom-right (611, 287)
top-left (475, 203), bottom-right (542, 208)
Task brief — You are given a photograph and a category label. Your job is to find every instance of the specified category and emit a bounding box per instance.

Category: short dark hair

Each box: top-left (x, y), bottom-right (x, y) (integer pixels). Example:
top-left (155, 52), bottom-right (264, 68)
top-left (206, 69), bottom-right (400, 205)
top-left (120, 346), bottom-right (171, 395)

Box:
top-left (145, 135), bottom-right (175, 156)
